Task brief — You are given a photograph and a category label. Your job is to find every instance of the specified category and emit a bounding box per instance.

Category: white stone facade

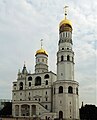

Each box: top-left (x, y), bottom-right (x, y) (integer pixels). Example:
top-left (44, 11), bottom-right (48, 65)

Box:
top-left (12, 70), bottom-right (57, 119)
top-left (12, 13), bottom-right (79, 120)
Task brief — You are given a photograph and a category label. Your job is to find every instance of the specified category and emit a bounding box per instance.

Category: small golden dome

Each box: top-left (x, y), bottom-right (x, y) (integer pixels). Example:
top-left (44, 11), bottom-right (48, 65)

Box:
top-left (36, 48), bottom-right (48, 56)
top-left (59, 18), bottom-right (72, 28)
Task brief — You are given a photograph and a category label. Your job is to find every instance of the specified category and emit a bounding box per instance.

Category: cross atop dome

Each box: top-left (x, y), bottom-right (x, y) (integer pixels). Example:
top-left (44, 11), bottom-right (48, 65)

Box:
top-left (64, 6), bottom-right (68, 19)
top-left (41, 39), bottom-right (43, 49)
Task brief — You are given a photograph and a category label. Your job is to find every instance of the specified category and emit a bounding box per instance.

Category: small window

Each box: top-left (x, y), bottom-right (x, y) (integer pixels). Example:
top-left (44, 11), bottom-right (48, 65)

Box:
top-left (14, 84), bottom-right (17, 86)
top-left (28, 76), bottom-right (32, 81)
top-left (44, 74), bottom-right (49, 79)
top-left (67, 55), bottom-right (70, 61)
top-left (19, 82), bottom-right (23, 90)
top-left (61, 55), bottom-right (64, 61)
top-left (68, 86), bottom-right (73, 94)
top-left (35, 76), bottom-right (41, 86)
top-left (46, 80), bottom-right (48, 85)
top-left (62, 48), bottom-right (64, 50)
top-left (45, 105), bottom-right (48, 109)
top-left (46, 116), bottom-right (48, 120)
top-left (29, 92), bottom-right (30, 95)
top-left (61, 73), bottom-right (63, 76)
top-left (59, 86), bottom-right (63, 93)
top-left (46, 91), bottom-right (47, 95)
top-left (46, 98), bottom-right (48, 101)
top-left (59, 111), bottom-right (63, 119)
top-left (29, 82), bottom-right (31, 87)
top-left (76, 88), bottom-right (78, 95)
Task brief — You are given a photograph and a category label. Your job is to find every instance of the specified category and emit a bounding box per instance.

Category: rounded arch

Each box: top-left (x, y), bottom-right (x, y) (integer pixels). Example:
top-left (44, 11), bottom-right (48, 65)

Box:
top-left (44, 74), bottom-right (49, 79)
top-left (15, 105), bottom-right (19, 116)
top-left (19, 82), bottom-right (23, 90)
top-left (59, 86), bottom-right (63, 93)
top-left (68, 86), bottom-right (73, 94)
top-left (35, 76), bottom-right (41, 86)
top-left (32, 105), bottom-right (36, 116)
top-left (28, 76), bottom-right (32, 81)
top-left (59, 111), bottom-right (63, 119)
top-left (21, 104), bottom-right (30, 116)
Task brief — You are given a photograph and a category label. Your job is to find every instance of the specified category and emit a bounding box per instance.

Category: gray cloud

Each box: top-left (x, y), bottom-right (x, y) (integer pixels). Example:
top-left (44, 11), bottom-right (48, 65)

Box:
top-left (0, 0), bottom-right (96, 106)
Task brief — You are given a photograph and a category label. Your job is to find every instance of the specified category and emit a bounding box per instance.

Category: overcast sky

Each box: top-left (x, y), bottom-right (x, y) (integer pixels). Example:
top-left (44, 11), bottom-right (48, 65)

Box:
top-left (0, 0), bottom-right (96, 107)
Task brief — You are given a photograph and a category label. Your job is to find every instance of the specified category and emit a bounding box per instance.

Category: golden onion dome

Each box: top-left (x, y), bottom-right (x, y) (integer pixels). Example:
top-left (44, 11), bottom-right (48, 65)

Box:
top-left (36, 48), bottom-right (48, 56)
top-left (59, 18), bottom-right (72, 28)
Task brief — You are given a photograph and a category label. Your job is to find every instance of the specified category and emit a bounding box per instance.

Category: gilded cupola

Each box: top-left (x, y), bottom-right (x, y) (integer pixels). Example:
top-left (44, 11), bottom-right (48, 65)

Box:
top-left (35, 39), bottom-right (48, 56)
top-left (59, 6), bottom-right (72, 33)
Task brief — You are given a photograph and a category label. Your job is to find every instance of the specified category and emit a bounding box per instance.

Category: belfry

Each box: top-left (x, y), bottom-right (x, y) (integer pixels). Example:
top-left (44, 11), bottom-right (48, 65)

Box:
top-left (12, 6), bottom-right (79, 120)
top-left (53, 6), bottom-right (79, 119)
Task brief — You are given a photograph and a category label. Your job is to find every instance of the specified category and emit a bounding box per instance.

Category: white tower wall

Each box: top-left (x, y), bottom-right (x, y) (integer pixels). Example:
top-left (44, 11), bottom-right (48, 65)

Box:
top-left (53, 14), bottom-right (79, 119)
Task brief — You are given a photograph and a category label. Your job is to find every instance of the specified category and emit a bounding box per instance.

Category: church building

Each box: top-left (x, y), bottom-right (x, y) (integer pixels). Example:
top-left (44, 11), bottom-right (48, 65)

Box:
top-left (12, 7), bottom-right (79, 120)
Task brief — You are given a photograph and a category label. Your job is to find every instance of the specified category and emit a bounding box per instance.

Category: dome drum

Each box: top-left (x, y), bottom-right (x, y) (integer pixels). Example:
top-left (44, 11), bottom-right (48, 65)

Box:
top-left (59, 24), bottom-right (72, 33)
top-left (59, 19), bottom-right (72, 33)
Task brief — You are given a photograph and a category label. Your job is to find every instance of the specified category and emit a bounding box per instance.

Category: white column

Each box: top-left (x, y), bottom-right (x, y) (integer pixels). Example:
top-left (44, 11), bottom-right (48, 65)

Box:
top-left (30, 105), bottom-right (32, 117)
top-left (19, 105), bottom-right (21, 117)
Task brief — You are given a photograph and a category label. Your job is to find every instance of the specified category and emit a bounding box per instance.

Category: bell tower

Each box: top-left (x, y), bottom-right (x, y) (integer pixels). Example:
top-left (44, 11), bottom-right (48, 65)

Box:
top-left (57, 6), bottom-right (74, 81)
top-left (53, 6), bottom-right (79, 120)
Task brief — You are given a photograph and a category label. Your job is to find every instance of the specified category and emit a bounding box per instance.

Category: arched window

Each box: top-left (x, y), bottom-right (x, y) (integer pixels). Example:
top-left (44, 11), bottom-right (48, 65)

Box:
top-left (29, 82), bottom-right (31, 87)
top-left (68, 86), bottom-right (73, 94)
top-left (35, 76), bottom-right (41, 86)
top-left (59, 86), bottom-right (63, 93)
top-left (61, 55), bottom-right (64, 61)
top-left (19, 82), bottom-right (23, 90)
top-left (59, 111), bottom-right (63, 119)
top-left (44, 74), bottom-right (49, 79)
top-left (15, 105), bottom-right (19, 116)
top-left (45, 80), bottom-right (48, 85)
top-left (67, 55), bottom-right (70, 61)
top-left (32, 105), bottom-right (36, 116)
top-left (45, 105), bottom-right (48, 109)
top-left (28, 76), bottom-right (32, 81)
top-left (21, 104), bottom-right (30, 116)
top-left (76, 87), bottom-right (78, 95)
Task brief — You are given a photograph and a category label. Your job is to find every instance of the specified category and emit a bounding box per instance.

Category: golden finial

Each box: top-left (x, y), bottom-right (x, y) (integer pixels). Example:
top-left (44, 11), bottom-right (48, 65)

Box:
top-left (41, 39), bottom-right (43, 49)
top-left (64, 6), bottom-right (68, 19)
